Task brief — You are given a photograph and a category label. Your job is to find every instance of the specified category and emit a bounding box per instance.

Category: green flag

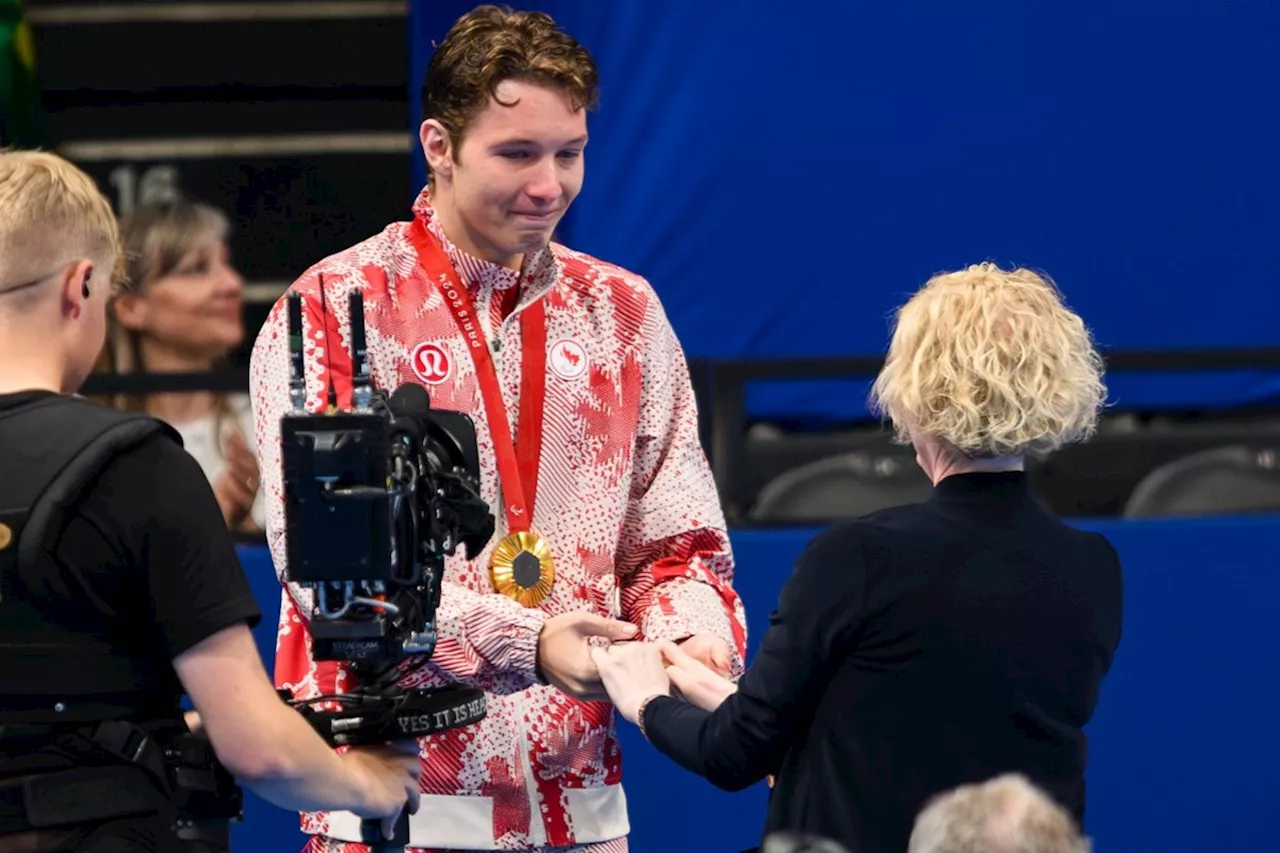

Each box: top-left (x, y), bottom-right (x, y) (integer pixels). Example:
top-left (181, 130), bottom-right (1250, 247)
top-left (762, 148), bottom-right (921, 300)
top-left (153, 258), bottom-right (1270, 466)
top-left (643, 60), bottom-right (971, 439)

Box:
top-left (0, 0), bottom-right (44, 147)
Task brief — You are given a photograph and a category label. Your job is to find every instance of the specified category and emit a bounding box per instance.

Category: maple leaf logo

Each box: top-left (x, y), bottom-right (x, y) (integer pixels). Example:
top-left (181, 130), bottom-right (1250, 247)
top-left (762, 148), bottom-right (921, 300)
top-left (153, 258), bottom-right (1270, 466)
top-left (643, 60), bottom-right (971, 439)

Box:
top-left (550, 339), bottom-right (588, 380)
top-left (573, 353), bottom-right (642, 482)
top-left (559, 344), bottom-right (581, 367)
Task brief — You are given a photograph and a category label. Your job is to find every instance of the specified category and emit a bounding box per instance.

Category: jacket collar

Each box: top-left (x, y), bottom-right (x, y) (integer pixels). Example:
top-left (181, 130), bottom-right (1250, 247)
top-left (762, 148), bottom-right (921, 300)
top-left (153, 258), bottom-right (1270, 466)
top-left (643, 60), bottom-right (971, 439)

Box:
top-left (930, 470), bottom-right (1031, 503)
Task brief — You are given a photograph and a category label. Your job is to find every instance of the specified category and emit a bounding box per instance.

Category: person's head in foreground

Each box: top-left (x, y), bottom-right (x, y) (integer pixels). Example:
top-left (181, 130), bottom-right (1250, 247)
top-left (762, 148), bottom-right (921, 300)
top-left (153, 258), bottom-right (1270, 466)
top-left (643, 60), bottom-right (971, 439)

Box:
top-left (869, 262), bottom-right (1106, 484)
top-left (0, 149), bottom-right (120, 395)
top-left (908, 774), bottom-right (1091, 853)
top-left (419, 3), bottom-right (598, 268)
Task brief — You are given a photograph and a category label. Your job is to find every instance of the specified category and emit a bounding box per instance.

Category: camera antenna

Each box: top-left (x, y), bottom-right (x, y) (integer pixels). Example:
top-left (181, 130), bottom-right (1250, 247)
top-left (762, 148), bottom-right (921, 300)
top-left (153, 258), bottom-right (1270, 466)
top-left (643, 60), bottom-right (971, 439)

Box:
top-left (349, 289), bottom-right (372, 411)
top-left (287, 290), bottom-right (306, 413)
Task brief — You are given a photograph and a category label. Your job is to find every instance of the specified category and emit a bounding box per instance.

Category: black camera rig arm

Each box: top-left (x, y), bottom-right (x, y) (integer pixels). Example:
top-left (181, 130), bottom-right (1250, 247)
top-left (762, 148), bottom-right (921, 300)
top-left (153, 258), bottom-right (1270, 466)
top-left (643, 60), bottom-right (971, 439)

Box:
top-left (283, 682), bottom-right (486, 749)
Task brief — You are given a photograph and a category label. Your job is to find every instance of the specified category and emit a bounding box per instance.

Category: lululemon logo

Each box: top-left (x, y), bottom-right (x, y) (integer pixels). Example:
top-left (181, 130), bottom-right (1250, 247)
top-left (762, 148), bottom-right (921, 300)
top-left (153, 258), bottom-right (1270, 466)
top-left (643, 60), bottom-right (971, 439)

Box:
top-left (412, 343), bottom-right (452, 385)
top-left (550, 340), bottom-right (588, 381)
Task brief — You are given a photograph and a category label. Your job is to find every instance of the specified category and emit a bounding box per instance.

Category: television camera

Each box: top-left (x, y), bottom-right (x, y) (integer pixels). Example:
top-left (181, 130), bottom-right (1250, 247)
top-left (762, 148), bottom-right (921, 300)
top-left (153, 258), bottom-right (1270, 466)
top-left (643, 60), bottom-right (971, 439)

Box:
top-left (276, 282), bottom-right (495, 848)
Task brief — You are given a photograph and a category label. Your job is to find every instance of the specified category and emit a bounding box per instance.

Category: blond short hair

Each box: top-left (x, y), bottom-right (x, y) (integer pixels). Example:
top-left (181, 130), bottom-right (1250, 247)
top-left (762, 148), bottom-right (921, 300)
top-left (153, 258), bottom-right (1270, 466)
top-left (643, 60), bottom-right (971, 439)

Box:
top-left (0, 149), bottom-right (120, 295)
top-left (908, 774), bottom-right (1091, 853)
top-left (869, 263), bottom-right (1106, 458)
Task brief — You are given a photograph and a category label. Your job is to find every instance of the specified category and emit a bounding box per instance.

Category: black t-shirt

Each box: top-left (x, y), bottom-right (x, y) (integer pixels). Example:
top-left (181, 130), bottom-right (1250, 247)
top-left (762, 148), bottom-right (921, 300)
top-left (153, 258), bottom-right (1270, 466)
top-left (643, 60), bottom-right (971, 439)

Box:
top-left (0, 390), bottom-right (262, 705)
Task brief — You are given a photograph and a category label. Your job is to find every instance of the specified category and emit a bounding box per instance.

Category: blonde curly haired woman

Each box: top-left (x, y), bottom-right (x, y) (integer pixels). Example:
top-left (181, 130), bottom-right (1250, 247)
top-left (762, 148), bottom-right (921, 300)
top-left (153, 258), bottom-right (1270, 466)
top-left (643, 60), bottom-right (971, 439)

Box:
top-left (591, 263), bottom-right (1123, 853)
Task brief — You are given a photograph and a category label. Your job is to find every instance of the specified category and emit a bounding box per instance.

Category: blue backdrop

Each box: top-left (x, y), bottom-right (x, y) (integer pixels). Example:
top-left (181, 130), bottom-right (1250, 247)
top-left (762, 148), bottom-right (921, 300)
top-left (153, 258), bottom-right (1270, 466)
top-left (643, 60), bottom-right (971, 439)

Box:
top-left (407, 1), bottom-right (1280, 419)
top-left (232, 517), bottom-right (1280, 853)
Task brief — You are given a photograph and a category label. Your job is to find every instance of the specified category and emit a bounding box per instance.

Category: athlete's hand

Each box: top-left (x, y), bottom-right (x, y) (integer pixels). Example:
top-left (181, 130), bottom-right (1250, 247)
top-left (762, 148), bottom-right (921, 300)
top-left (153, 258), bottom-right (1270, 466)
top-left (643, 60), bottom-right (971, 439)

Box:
top-left (676, 633), bottom-right (733, 677)
top-left (538, 612), bottom-right (638, 701)
top-left (661, 641), bottom-right (738, 712)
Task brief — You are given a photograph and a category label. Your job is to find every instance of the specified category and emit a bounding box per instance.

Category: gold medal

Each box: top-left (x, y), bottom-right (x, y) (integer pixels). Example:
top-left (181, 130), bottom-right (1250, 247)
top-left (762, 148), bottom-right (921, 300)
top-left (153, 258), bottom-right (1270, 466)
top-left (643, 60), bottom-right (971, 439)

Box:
top-left (489, 530), bottom-right (555, 608)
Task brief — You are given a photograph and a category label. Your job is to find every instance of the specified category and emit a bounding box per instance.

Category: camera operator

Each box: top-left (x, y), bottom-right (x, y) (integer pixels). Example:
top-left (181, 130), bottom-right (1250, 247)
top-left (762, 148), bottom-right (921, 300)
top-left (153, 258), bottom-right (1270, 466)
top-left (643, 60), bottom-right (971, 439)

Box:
top-left (0, 150), bottom-right (421, 853)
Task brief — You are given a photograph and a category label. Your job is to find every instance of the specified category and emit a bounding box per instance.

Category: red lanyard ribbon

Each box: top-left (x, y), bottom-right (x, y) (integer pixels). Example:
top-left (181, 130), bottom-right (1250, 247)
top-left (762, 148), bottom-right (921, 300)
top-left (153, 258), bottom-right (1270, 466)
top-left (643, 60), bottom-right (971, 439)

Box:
top-left (408, 218), bottom-right (546, 534)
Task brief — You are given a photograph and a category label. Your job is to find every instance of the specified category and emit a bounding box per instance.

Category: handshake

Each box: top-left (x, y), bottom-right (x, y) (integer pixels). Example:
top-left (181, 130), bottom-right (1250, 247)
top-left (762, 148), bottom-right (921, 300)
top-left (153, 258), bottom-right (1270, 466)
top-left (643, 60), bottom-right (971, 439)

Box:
top-left (535, 612), bottom-right (739, 723)
top-left (332, 616), bottom-right (738, 840)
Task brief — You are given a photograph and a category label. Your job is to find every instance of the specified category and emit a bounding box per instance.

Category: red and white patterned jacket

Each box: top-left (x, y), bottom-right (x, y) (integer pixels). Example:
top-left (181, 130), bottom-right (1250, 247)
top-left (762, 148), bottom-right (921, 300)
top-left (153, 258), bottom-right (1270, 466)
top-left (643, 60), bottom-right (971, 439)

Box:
top-left (249, 189), bottom-right (747, 852)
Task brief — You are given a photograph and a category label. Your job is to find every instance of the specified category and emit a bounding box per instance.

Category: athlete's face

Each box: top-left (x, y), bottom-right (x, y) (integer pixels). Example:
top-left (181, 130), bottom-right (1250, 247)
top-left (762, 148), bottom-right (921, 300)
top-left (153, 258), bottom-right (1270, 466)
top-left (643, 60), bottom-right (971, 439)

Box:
top-left (421, 79), bottom-right (588, 269)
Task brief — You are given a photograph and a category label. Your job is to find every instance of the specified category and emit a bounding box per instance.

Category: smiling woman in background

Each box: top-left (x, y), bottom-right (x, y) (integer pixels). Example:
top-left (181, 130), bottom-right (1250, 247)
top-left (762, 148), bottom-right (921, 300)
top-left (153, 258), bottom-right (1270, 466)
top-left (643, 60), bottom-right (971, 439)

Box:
top-left (101, 199), bottom-right (263, 533)
top-left (593, 262), bottom-right (1124, 853)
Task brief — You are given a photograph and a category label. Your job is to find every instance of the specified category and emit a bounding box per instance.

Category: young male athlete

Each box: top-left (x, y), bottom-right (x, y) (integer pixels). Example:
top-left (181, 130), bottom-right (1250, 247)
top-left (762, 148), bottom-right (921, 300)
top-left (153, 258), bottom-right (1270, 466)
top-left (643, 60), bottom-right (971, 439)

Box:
top-left (249, 6), bottom-right (746, 852)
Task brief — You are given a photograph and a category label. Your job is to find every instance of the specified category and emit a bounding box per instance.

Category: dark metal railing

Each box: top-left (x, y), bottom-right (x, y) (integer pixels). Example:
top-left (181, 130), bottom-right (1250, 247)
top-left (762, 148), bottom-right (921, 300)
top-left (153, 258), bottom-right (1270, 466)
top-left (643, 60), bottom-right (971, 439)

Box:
top-left (83, 347), bottom-right (1280, 520)
top-left (699, 347), bottom-right (1280, 518)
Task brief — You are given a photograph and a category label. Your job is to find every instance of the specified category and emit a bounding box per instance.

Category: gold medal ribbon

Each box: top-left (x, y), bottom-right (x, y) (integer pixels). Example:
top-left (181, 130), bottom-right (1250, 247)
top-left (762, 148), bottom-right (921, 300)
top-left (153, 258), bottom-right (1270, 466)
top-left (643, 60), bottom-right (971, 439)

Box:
top-left (408, 219), bottom-right (555, 607)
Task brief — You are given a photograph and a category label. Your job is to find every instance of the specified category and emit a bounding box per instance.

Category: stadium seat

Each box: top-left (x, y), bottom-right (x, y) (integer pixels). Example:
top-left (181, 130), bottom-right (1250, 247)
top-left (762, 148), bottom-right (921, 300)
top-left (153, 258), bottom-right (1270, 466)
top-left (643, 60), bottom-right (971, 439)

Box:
top-left (1123, 445), bottom-right (1280, 518)
top-left (748, 448), bottom-right (932, 523)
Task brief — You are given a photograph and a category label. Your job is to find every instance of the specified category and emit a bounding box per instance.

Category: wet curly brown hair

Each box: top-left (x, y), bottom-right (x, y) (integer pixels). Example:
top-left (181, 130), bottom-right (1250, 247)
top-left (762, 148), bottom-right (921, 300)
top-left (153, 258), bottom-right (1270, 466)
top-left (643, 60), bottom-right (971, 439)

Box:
top-left (421, 5), bottom-right (599, 181)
